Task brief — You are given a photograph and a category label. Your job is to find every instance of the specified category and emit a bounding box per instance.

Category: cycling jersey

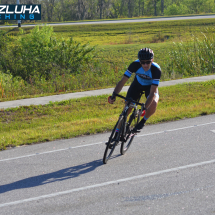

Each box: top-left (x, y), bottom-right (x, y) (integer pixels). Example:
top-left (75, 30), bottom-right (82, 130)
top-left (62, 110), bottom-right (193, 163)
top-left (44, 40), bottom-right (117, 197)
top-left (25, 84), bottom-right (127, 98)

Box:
top-left (124, 60), bottom-right (161, 86)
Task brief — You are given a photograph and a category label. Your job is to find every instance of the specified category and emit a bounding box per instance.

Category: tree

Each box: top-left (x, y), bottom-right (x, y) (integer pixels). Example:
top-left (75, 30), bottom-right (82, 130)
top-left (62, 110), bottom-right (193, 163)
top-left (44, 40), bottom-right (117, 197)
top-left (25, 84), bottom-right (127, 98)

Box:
top-left (77, 0), bottom-right (86, 20)
top-left (161, 0), bottom-right (164, 15)
top-left (14, 0), bottom-right (215, 22)
top-left (164, 3), bottom-right (189, 15)
top-left (40, 0), bottom-right (56, 22)
top-left (137, 0), bottom-right (145, 16)
top-left (202, 0), bottom-right (215, 13)
top-left (153, 0), bottom-right (158, 16)
top-left (186, 0), bottom-right (206, 14)
top-left (128, 0), bottom-right (133, 17)
top-left (98, 0), bottom-right (104, 19)
top-left (88, 0), bottom-right (97, 19)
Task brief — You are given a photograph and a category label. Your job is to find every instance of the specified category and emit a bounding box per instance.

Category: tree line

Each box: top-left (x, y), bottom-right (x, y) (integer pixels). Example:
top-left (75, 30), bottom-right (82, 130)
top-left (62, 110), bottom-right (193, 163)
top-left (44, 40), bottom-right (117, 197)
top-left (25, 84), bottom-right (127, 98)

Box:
top-left (0, 0), bottom-right (215, 22)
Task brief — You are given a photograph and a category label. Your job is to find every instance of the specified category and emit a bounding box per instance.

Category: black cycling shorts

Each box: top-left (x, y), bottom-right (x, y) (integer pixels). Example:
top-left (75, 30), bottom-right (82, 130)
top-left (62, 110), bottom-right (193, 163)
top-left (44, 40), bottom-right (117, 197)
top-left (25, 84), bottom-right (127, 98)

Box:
top-left (126, 76), bottom-right (151, 102)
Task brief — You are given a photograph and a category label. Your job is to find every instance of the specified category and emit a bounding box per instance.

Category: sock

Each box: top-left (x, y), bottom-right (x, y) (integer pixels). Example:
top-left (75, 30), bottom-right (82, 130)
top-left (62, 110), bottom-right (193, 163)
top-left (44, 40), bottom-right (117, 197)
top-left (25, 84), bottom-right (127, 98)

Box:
top-left (114, 128), bottom-right (120, 139)
top-left (140, 116), bottom-right (148, 124)
top-left (143, 116), bottom-right (148, 122)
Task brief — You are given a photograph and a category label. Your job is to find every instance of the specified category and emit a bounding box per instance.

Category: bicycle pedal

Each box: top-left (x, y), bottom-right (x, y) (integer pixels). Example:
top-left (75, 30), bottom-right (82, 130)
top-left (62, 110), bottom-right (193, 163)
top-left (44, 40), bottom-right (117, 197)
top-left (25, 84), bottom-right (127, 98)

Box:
top-left (120, 136), bottom-right (126, 142)
top-left (109, 144), bottom-right (114, 149)
top-left (132, 129), bottom-right (140, 134)
top-left (106, 142), bottom-right (114, 149)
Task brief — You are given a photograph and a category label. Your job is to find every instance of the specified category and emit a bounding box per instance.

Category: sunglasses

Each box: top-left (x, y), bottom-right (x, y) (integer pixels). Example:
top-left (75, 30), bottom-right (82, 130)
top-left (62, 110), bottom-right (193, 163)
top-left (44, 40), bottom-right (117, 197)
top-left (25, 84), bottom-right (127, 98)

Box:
top-left (140, 60), bottom-right (152, 65)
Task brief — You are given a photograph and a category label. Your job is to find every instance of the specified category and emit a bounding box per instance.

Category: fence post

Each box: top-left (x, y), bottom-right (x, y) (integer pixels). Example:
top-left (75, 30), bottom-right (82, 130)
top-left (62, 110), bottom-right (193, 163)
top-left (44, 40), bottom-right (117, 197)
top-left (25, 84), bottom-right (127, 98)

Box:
top-left (16, 0), bottom-right (21, 27)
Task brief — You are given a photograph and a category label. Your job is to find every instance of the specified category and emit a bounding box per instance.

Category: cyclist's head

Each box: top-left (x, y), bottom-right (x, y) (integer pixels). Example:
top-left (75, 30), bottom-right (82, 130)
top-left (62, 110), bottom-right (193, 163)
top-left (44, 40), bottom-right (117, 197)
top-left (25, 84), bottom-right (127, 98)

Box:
top-left (138, 48), bottom-right (154, 61)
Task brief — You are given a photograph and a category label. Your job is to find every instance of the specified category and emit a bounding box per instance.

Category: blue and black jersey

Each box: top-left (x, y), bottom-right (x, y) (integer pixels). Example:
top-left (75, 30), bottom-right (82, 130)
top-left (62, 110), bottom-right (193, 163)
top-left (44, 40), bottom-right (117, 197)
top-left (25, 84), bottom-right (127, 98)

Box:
top-left (124, 60), bottom-right (161, 86)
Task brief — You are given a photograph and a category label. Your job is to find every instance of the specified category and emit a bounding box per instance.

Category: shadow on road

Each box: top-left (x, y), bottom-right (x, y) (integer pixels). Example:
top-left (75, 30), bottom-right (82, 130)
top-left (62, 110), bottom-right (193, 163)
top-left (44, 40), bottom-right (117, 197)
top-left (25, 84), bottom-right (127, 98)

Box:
top-left (0, 159), bottom-right (103, 194)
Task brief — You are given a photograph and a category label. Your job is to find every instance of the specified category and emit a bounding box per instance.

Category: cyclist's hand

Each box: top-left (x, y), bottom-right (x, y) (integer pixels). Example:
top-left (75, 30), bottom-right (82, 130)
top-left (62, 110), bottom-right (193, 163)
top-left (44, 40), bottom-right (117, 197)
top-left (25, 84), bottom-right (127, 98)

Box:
top-left (108, 95), bottom-right (116, 104)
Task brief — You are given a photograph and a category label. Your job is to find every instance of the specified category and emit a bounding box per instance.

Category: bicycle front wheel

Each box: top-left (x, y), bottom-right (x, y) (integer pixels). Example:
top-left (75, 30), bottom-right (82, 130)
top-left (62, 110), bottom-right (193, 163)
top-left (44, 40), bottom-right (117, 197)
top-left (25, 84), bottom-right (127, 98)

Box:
top-left (103, 116), bottom-right (123, 164)
top-left (120, 112), bottom-right (140, 155)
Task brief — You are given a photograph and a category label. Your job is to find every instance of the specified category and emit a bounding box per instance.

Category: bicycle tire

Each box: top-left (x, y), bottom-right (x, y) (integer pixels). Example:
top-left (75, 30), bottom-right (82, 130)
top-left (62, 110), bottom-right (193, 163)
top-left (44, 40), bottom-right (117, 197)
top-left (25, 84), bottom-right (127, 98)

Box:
top-left (103, 116), bottom-right (124, 164)
top-left (120, 111), bottom-right (140, 155)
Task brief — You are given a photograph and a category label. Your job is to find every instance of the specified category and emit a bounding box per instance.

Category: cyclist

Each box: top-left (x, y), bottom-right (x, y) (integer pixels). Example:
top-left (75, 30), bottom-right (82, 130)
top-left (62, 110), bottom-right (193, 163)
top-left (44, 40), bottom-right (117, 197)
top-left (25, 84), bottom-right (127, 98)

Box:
top-left (108, 48), bottom-right (161, 133)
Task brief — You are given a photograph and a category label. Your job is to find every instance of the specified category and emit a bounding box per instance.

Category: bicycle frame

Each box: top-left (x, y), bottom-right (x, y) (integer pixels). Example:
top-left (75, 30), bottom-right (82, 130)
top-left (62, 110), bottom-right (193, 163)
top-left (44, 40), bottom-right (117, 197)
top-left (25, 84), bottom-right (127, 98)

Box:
top-left (103, 92), bottom-right (145, 164)
top-left (114, 92), bottom-right (145, 117)
top-left (113, 92), bottom-right (145, 140)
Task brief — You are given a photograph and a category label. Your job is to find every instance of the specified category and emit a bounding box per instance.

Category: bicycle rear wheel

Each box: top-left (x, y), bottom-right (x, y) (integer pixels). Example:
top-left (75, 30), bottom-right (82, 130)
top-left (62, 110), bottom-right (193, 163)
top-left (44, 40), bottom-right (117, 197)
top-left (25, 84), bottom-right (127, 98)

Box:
top-left (120, 111), bottom-right (140, 155)
top-left (103, 117), bottom-right (123, 164)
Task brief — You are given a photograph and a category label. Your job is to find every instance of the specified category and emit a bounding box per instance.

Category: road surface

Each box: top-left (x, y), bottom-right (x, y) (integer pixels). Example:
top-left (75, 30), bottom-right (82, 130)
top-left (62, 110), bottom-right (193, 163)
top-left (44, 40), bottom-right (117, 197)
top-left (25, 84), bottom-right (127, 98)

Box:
top-left (0, 114), bottom-right (215, 214)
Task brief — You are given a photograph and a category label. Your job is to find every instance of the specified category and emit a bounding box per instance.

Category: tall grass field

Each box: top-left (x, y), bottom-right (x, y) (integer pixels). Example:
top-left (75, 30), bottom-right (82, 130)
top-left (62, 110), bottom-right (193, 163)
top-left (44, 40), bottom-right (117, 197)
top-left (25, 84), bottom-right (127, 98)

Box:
top-left (0, 18), bottom-right (214, 102)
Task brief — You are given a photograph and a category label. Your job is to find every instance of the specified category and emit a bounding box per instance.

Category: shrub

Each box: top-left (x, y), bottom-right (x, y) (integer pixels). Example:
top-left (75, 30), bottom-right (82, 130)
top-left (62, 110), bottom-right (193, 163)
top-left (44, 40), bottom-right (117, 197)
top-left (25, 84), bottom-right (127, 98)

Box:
top-left (0, 25), bottom-right (96, 82)
top-left (164, 4), bottom-right (189, 15)
top-left (167, 27), bottom-right (215, 77)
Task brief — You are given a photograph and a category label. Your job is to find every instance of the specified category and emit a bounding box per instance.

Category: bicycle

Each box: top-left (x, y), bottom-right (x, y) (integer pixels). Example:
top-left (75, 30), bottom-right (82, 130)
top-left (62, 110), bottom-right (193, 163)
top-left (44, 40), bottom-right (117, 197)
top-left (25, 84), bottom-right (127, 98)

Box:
top-left (103, 92), bottom-right (145, 164)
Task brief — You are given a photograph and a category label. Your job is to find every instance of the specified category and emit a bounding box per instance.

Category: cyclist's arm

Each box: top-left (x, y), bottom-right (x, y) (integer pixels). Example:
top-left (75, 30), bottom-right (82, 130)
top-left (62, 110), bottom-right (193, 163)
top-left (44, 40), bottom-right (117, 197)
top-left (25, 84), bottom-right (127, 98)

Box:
top-left (108, 76), bottom-right (129, 104)
top-left (113, 76), bottom-right (129, 94)
top-left (145, 85), bottom-right (158, 109)
top-left (113, 61), bottom-right (139, 94)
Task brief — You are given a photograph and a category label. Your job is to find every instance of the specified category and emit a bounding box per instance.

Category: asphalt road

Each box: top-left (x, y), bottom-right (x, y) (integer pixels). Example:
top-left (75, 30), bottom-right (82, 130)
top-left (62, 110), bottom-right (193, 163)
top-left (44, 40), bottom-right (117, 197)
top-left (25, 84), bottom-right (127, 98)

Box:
top-left (0, 15), bottom-right (215, 28)
top-left (0, 114), bottom-right (215, 214)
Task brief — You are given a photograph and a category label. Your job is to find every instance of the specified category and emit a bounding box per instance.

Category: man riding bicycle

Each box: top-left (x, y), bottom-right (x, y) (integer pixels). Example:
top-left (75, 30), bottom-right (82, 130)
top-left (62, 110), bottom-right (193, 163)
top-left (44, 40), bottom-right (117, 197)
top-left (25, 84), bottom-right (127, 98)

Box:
top-left (108, 48), bottom-right (161, 133)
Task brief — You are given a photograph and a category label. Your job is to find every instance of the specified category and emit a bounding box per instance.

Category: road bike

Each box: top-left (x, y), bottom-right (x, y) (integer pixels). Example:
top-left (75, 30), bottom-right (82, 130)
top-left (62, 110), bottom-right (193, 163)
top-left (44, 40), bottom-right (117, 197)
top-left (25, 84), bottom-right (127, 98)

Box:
top-left (103, 92), bottom-right (145, 164)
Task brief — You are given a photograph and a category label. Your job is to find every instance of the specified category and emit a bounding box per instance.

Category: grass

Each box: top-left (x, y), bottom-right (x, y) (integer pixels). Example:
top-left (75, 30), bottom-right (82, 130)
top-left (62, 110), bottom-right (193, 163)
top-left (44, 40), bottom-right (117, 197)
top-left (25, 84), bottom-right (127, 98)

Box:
top-left (53, 19), bottom-right (215, 45)
top-left (0, 41), bottom-right (212, 102)
top-left (97, 42), bottom-right (181, 79)
top-left (0, 18), bottom-right (214, 101)
top-left (3, 18), bottom-right (215, 45)
top-left (0, 42), bottom-right (176, 102)
top-left (0, 80), bottom-right (214, 151)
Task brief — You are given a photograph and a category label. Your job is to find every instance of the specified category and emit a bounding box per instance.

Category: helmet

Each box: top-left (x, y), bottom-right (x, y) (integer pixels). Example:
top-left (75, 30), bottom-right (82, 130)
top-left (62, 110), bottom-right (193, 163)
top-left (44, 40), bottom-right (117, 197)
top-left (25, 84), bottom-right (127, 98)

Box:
top-left (138, 48), bottom-right (154, 60)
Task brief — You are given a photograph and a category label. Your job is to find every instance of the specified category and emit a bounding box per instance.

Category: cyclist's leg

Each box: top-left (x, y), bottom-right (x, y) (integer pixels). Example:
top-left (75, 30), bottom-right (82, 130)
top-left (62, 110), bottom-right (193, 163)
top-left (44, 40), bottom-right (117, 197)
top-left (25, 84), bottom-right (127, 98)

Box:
top-left (123, 77), bottom-right (143, 119)
top-left (105, 80), bottom-right (143, 147)
top-left (144, 87), bottom-right (159, 119)
top-left (114, 77), bottom-right (143, 138)
top-left (133, 87), bottom-right (159, 132)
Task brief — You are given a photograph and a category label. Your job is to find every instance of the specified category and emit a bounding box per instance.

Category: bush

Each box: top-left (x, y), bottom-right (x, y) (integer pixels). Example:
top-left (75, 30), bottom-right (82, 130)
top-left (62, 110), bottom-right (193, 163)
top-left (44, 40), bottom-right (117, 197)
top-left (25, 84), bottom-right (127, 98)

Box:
top-left (164, 4), bottom-right (189, 15)
top-left (167, 27), bottom-right (215, 77)
top-left (0, 25), bottom-right (96, 82)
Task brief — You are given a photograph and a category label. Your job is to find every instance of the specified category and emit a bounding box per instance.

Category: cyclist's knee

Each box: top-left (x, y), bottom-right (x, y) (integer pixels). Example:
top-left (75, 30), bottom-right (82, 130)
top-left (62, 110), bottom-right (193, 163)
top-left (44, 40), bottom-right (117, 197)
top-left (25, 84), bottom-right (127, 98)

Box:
top-left (148, 96), bottom-right (159, 113)
top-left (154, 92), bottom-right (159, 103)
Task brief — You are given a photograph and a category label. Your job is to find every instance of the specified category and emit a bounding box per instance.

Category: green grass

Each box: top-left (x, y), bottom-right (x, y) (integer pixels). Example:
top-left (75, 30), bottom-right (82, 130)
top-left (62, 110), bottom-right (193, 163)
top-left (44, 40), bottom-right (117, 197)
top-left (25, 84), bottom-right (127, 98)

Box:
top-left (0, 80), bottom-right (214, 150)
top-left (4, 18), bottom-right (215, 45)
top-left (0, 42), bottom-right (175, 102)
top-left (97, 42), bottom-right (181, 80)
top-left (54, 19), bottom-right (215, 45)
top-left (0, 18), bottom-right (215, 101)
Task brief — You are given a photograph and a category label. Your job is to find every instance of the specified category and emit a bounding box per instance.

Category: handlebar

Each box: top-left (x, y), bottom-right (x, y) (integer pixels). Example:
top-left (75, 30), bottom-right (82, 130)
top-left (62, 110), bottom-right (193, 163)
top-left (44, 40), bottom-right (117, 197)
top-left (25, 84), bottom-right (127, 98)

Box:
top-left (112, 92), bottom-right (145, 108)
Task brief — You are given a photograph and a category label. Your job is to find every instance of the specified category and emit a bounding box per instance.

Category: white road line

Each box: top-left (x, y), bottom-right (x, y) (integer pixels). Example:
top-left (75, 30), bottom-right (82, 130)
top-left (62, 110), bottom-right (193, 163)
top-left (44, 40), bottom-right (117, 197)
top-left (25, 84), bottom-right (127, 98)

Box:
top-left (0, 121), bottom-right (215, 162)
top-left (137, 122), bottom-right (215, 137)
top-left (0, 142), bottom-right (103, 162)
top-left (0, 158), bottom-right (215, 208)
